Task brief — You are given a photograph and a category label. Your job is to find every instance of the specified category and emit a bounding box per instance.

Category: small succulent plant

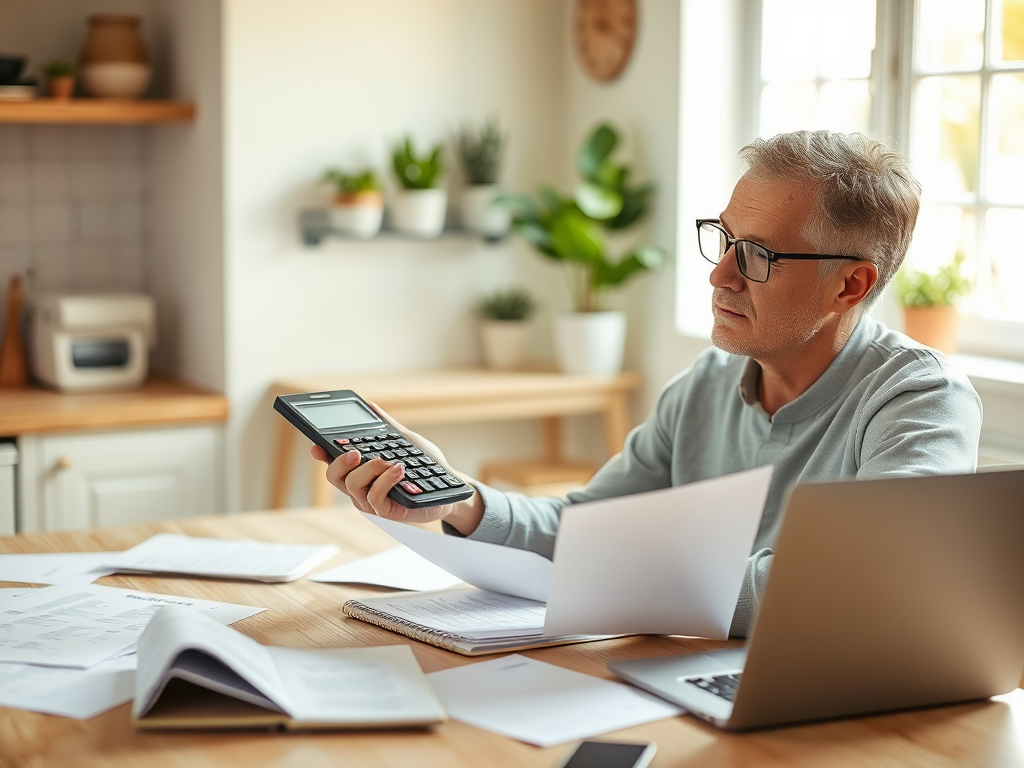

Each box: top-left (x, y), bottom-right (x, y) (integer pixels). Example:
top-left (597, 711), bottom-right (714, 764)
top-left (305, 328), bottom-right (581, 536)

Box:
top-left (458, 118), bottom-right (504, 185)
top-left (478, 287), bottom-right (536, 321)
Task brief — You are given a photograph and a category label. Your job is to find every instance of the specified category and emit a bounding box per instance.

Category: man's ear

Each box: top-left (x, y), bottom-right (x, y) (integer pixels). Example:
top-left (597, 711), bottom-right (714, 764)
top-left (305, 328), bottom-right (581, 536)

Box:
top-left (834, 261), bottom-right (878, 311)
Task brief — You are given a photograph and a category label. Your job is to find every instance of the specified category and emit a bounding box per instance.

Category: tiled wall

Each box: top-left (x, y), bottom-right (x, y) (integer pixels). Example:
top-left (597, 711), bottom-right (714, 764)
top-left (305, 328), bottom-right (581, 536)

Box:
top-left (0, 123), bottom-right (148, 330)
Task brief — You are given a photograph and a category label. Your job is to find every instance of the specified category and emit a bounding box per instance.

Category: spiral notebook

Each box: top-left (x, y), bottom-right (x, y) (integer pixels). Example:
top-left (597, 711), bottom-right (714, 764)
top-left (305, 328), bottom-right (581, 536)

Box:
top-left (342, 587), bottom-right (614, 656)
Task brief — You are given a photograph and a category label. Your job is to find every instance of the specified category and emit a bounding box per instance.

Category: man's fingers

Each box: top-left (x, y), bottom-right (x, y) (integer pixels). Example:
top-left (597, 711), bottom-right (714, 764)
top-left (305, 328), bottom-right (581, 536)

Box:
top-left (366, 463), bottom-right (406, 518)
top-left (310, 445), bottom-right (330, 464)
top-left (324, 450), bottom-right (361, 500)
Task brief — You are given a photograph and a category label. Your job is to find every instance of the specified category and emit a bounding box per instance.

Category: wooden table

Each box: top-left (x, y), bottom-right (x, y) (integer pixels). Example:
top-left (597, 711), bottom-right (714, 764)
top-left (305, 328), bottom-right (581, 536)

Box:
top-left (269, 368), bottom-right (643, 507)
top-left (2, 509), bottom-right (1021, 768)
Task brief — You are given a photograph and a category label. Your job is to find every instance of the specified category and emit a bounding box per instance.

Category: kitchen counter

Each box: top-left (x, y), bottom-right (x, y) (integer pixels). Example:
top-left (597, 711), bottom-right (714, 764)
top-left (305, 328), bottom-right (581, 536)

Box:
top-left (0, 371), bottom-right (228, 435)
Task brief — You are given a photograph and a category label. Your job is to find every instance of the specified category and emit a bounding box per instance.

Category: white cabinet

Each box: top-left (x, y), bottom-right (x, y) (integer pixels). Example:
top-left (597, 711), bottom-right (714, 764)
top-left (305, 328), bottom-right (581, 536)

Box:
top-left (18, 424), bottom-right (223, 533)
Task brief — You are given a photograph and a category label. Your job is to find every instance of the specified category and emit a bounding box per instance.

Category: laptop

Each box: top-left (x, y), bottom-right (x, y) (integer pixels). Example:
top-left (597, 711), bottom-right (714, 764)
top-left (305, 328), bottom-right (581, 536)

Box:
top-left (608, 469), bottom-right (1024, 731)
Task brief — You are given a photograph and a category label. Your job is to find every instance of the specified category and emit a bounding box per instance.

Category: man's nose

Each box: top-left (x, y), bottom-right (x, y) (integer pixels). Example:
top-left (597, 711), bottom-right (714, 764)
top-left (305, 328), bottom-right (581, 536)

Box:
top-left (709, 245), bottom-right (745, 291)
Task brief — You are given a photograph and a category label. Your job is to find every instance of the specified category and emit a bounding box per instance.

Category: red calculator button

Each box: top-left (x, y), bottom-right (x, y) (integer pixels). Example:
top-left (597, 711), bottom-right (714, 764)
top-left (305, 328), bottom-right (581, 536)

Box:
top-left (334, 438), bottom-right (350, 445)
top-left (400, 481), bottom-right (423, 495)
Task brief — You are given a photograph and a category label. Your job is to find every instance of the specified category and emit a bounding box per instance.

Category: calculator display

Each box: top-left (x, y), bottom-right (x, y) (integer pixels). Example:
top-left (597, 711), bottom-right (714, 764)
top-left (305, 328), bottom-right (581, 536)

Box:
top-left (298, 400), bottom-right (381, 430)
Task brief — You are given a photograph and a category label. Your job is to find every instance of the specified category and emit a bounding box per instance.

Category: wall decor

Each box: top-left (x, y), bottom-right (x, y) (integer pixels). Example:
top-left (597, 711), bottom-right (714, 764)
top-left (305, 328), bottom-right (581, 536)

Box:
top-left (574, 0), bottom-right (637, 83)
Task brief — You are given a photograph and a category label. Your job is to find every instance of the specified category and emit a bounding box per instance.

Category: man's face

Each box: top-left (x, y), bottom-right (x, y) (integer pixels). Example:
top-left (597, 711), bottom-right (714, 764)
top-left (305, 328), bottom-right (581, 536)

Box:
top-left (709, 173), bottom-right (837, 362)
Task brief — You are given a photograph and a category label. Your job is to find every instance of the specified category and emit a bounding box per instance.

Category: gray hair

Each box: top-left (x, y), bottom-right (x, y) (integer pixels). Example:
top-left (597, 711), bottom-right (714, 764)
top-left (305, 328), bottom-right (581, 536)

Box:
top-left (738, 131), bottom-right (922, 307)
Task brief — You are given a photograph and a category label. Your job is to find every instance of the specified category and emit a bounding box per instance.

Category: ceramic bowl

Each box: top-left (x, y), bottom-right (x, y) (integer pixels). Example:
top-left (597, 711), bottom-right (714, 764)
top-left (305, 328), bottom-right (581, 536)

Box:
top-left (0, 55), bottom-right (26, 86)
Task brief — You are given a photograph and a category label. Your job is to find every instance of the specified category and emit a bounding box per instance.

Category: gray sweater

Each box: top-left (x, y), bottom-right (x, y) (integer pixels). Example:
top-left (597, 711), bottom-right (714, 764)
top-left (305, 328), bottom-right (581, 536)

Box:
top-left (461, 315), bottom-right (983, 636)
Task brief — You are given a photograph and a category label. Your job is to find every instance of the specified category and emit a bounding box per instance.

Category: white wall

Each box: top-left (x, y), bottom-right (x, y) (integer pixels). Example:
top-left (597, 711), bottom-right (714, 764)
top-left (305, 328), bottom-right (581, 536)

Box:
top-left (223, 0), bottom-right (572, 509)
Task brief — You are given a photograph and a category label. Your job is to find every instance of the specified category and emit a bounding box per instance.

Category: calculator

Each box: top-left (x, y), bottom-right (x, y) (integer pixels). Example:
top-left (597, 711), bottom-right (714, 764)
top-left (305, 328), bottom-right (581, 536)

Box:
top-left (273, 389), bottom-right (475, 509)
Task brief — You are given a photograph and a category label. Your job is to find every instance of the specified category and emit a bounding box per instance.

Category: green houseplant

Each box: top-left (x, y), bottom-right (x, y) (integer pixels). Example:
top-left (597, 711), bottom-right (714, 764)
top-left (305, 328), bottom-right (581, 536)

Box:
top-left (501, 123), bottom-right (666, 374)
top-left (320, 168), bottom-right (383, 238)
top-left (457, 118), bottom-right (511, 238)
top-left (477, 287), bottom-right (537, 370)
top-left (390, 136), bottom-right (447, 237)
top-left (41, 59), bottom-right (76, 100)
top-left (893, 252), bottom-right (973, 354)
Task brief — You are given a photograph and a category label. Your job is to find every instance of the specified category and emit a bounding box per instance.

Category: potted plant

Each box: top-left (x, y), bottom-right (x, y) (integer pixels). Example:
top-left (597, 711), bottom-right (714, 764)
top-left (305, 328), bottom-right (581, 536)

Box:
top-left (390, 136), bottom-right (446, 238)
top-left (458, 117), bottom-right (511, 239)
top-left (501, 123), bottom-right (666, 375)
top-left (477, 287), bottom-right (536, 370)
top-left (893, 252), bottom-right (973, 355)
top-left (320, 168), bottom-right (384, 238)
top-left (41, 60), bottom-right (76, 100)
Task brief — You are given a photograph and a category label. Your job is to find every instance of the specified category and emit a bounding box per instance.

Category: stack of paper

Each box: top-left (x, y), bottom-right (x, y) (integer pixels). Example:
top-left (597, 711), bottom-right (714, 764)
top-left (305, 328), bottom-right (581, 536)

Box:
top-left (0, 584), bottom-right (263, 719)
top-left (100, 533), bottom-right (339, 583)
top-left (0, 551), bottom-right (116, 585)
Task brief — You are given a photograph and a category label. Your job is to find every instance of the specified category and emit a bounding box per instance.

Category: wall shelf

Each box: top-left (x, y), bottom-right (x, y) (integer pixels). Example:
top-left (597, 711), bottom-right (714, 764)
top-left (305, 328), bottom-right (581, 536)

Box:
top-left (0, 99), bottom-right (195, 125)
top-left (299, 208), bottom-right (507, 246)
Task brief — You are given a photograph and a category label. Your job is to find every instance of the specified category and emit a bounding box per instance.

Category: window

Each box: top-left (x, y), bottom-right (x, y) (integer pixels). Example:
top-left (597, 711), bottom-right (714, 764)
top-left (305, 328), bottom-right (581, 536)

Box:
top-left (732, 0), bottom-right (1024, 354)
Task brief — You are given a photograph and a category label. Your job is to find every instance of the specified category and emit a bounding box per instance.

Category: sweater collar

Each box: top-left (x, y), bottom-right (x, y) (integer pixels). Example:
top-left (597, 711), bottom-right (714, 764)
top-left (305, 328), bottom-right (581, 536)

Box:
top-left (737, 314), bottom-right (875, 423)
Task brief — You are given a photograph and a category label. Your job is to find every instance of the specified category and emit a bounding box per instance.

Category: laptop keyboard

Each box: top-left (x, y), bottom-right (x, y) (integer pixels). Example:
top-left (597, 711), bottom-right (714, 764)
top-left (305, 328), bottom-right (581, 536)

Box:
top-left (686, 673), bottom-right (741, 702)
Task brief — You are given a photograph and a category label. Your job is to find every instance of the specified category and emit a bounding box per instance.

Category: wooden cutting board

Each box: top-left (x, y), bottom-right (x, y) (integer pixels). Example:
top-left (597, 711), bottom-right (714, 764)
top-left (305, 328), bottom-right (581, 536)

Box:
top-left (0, 274), bottom-right (29, 388)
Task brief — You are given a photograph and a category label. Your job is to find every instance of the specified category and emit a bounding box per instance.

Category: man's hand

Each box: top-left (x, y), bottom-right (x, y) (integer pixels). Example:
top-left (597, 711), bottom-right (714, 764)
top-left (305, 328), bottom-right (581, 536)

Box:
top-left (309, 403), bottom-right (484, 534)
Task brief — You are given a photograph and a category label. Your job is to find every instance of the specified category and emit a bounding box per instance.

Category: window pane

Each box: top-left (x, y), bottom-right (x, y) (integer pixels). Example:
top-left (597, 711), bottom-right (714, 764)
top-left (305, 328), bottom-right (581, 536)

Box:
top-left (985, 208), bottom-right (1024, 321)
top-left (762, 0), bottom-right (819, 81)
top-left (818, 80), bottom-right (872, 131)
top-left (917, 0), bottom-right (984, 71)
top-left (987, 74), bottom-right (1024, 202)
top-left (908, 203), bottom-right (976, 273)
top-left (818, 0), bottom-right (876, 79)
top-left (913, 75), bottom-right (981, 196)
top-left (761, 81), bottom-right (818, 136)
top-left (997, 0), bottom-right (1024, 63)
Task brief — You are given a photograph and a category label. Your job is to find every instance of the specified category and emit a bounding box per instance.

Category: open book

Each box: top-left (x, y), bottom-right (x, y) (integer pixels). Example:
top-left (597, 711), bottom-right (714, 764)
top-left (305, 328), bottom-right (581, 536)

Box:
top-left (133, 606), bottom-right (446, 730)
top-left (342, 587), bottom-right (613, 656)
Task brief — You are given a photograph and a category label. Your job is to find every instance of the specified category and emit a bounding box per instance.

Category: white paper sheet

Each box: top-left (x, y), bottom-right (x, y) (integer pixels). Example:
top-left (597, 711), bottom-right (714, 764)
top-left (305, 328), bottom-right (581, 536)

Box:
top-left (356, 588), bottom-right (547, 637)
top-left (0, 654), bottom-right (136, 719)
top-left (543, 466), bottom-right (774, 638)
top-left (427, 655), bottom-right (681, 747)
top-left (363, 513), bottom-right (552, 601)
top-left (101, 533), bottom-right (339, 583)
top-left (309, 545), bottom-right (463, 591)
top-left (0, 552), bottom-right (116, 585)
top-left (0, 583), bottom-right (264, 668)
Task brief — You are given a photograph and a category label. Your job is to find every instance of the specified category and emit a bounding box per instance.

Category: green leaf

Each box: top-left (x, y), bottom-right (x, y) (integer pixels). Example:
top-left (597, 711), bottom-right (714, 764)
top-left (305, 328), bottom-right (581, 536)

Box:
top-left (537, 185), bottom-right (566, 215)
top-left (591, 244), bottom-right (666, 289)
top-left (513, 220), bottom-right (557, 258)
top-left (595, 162), bottom-right (627, 191)
top-left (607, 184), bottom-right (653, 230)
top-left (495, 193), bottom-right (541, 222)
top-left (575, 183), bottom-right (623, 220)
top-left (550, 210), bottom-right (606, 264)
top-left (577, 124), bottom-right (619, 182)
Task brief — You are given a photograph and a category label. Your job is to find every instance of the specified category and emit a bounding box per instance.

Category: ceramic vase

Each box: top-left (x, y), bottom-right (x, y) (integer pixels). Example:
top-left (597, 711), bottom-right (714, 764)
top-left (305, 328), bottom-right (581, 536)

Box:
top-left (480, 320), bottom-right (530, 370)
top-left (460, 184), bottom-right (511, 239)
top-left (554, 311), bottom-right (627, 375)
top-left (79, 14), bottom-right (151, 99)
top-left (329, 191), bottom-right (384, 239)
top-left (391, 189), bottom-right (448, 238)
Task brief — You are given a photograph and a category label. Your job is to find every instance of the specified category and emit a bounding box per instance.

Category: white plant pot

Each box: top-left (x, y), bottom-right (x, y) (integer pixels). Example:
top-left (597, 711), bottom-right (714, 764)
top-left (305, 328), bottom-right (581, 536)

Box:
top-left (554, 311), bottom-right (627, 375)
top-left (390, 189), bottom-right (448, 238)
top-left (480, 320), bottom-right (530, 370)
top-left (460, 184), bottom-right (511, 238)
top-left (329, 202), bottom-right (384, 238)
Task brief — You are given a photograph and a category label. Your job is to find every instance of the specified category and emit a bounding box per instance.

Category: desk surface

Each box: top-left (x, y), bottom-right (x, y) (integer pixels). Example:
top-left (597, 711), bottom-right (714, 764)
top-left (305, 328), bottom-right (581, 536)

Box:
top-left (2, 509), bottom-right (1022, 768)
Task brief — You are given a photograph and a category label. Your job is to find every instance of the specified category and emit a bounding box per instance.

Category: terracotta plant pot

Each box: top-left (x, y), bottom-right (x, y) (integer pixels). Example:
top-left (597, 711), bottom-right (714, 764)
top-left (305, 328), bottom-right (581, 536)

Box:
top-left (79, 14), bottom-right (151, 99)
top-left (47, 76), bottom-right (75, 100)
top-left (902, 306), bottom-right (959, 355)
top-left (329, 191), bottom-right (384, 239)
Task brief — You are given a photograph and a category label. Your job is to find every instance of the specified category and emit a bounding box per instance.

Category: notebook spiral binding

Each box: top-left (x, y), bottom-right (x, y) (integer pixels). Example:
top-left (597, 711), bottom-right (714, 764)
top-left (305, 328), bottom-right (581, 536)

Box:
top-left (342, 600), bottom-right (464, 652)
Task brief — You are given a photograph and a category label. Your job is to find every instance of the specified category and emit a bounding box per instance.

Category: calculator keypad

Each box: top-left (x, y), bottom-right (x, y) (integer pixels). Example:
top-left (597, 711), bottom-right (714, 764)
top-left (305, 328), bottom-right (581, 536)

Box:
top-left (337, 429), bottom-right (466, 500)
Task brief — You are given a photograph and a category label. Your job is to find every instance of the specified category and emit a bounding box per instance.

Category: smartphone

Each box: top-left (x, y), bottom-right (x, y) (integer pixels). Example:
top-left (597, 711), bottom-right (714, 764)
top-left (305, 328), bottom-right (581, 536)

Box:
top-left (273, 389), bottom-right (475, 509)
top-left (557, 741), bottom-right (657, 768)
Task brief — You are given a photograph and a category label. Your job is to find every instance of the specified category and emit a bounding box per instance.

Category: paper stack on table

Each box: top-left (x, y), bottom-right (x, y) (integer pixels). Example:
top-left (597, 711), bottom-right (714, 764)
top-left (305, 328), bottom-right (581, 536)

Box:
top-left (0, 584), bottom-right (264, 719)
top-left (310, 545), bottom-right (463, 591)
top-left (99, 533), bottom-right (339, 583)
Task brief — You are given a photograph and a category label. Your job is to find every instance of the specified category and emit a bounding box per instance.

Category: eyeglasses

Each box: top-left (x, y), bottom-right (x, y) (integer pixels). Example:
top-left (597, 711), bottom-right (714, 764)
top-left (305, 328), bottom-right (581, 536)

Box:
top-left (696, 219), bottom-right (863, 283)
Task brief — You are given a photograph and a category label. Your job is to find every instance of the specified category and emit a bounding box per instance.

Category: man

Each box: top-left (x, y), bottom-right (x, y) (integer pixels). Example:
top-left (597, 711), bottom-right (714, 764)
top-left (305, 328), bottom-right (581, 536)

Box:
top-left (312, 130), bottom-right (982, 636)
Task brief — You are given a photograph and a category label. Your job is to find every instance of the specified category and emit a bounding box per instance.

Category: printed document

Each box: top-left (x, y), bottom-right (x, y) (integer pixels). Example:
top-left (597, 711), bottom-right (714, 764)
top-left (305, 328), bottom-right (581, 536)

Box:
top-left (310, 545), bottom-right (463, 591)
top-left (363, 514), bottom-right (551, 601)
top-left (0, 552), bottom-right (115, 585)
top-left (101, 533), bottom-right (339, 583)
top-left (0, 654), bottom-right (136, 719)
top-left (0, 583), bottom-right (264, 668)
top-left (543, 465), bottom-right (774, 638)
top-left (427, 655), bottom-right (681, 747)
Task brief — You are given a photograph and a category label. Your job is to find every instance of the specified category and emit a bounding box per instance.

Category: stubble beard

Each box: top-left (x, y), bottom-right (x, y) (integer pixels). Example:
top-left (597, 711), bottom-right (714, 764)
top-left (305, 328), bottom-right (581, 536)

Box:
top-left (710, 289), bottom-right (824, 360)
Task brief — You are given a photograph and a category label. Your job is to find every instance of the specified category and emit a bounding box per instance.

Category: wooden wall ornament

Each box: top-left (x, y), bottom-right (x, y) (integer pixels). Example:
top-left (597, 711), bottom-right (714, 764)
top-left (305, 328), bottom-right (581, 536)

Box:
top-left (574, 0), bottom-right (638, 83)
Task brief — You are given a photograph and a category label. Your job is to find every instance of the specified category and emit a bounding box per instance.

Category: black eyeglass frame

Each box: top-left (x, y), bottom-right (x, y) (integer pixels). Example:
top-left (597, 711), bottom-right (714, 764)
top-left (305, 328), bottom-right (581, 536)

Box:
top-left (696, 219), bottom-right (864, 283)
